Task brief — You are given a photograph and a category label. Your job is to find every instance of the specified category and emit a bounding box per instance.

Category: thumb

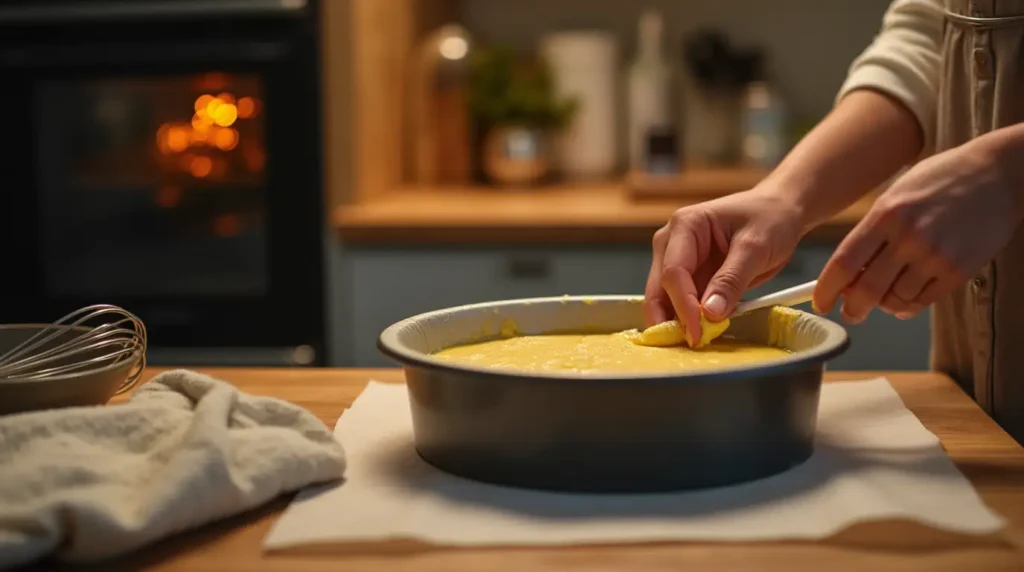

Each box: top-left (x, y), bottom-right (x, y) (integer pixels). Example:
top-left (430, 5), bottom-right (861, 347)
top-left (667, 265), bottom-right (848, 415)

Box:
top-left (702, 238), bottom-right (765, 320)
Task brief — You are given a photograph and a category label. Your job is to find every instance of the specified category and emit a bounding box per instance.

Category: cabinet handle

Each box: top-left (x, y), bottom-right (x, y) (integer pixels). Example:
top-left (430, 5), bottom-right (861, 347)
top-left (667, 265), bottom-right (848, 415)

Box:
top-left (505, 256), bottom-right (552, 280)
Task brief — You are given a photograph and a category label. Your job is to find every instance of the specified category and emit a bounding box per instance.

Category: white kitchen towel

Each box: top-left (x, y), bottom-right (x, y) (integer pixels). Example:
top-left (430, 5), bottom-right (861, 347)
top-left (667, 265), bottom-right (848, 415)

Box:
top-left (0, 369), bottom-right (346, 570)
top-left (263, 378), bottom-right (1006, 551)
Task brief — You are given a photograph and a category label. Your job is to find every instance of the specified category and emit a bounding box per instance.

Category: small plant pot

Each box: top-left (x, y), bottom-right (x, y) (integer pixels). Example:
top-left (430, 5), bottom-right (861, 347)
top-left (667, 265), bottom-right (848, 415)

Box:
top-left (482, 126), bottom-right (550, 187)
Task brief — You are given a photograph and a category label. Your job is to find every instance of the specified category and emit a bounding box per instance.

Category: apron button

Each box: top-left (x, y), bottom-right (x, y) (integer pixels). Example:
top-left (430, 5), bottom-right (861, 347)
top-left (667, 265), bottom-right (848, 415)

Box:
top-left (972, 276), bottom-right (986, 292)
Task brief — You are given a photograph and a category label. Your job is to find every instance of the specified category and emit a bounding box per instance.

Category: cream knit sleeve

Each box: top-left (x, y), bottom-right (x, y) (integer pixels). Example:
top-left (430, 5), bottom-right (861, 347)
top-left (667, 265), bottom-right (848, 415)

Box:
top-left (836, 0), bottom-right (944, 153)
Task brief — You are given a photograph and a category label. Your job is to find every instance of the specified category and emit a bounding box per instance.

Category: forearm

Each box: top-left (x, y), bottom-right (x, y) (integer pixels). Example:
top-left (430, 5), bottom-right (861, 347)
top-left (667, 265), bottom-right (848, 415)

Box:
top-left (760, 89), bottom-right (924, 232)
top-left (971, 122), bottom-right (1024, 216)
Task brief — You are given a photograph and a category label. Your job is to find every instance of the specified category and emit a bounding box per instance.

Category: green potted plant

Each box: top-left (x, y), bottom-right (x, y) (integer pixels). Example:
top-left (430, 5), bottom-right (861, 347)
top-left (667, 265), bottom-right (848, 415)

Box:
top-left (468, 45), bottom-right (578, 186)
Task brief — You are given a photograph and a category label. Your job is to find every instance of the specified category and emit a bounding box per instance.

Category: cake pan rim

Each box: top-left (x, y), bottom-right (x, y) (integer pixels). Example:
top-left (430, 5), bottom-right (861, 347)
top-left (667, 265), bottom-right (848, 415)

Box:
top-left (378, 294), bottom-right (850, 382)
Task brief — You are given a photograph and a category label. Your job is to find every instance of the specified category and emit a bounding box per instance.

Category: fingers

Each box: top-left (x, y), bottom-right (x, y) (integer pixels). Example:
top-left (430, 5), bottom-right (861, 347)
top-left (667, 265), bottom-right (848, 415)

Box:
top-left (702, 234), bottom-right (767, 320)
top-left (840, 242), bottom-right (906, 324)
top-left (891, 263), bottom-right (930, 301)
top-left (643, 227), bottom-right (672, 326)
top-left (917, 274), bottom-right (962, 307)
top-left (819, 238), bottom-right (961, 323)
top-left (880, 264), bottom-right (932, 318)
top-left (880, 273), bottom-right (954, 320)
top-left (880, 292), bottom-right (927, 319)
top-left (889, 257), bottom-right (970, 315)
top-left (661, 226), bottom-right (703, 346)
top-left (814, 221), bottom-right (886, 315)
top-left (812, 189), bottom-right (979, 322)
top-left (643, 275), bottom-right (672, 326)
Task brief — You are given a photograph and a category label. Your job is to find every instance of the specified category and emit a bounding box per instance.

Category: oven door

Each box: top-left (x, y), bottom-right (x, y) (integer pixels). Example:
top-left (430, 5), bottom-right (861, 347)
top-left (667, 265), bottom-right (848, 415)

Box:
top-left (0, 11), bottom-right (325, 365)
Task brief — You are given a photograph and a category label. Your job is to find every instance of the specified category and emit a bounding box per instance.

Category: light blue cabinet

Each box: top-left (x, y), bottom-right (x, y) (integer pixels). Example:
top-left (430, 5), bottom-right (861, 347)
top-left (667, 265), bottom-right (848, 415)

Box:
top-left (343, 246), bottom-right (649, 367)
top-left (338, 244), bottom-right (931, 371)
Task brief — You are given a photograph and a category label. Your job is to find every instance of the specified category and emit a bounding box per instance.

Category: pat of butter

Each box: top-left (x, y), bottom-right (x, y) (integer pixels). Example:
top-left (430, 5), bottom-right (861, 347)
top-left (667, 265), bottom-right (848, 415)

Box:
top-left (622, 306), bottom-right (801, 349)
top-left (625, 313), bottom-right (731, 349)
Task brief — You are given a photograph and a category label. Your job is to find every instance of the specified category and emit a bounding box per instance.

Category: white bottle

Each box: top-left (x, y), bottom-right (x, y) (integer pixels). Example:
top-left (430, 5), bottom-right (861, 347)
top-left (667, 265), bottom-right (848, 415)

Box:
top-left (541, 31), bottom-right (619, 180)
top-left (627, 9), bottom-right (672, 172)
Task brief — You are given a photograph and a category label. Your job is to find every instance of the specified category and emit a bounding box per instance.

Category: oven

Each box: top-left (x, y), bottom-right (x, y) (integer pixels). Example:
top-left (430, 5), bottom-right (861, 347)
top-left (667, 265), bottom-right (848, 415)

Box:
top-left (0, 0), bottom-right (326, 366)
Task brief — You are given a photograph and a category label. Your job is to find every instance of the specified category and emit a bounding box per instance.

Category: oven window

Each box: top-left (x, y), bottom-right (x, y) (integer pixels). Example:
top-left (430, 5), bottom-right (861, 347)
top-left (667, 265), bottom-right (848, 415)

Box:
top-left (34, 73), bottom-right (269, 298)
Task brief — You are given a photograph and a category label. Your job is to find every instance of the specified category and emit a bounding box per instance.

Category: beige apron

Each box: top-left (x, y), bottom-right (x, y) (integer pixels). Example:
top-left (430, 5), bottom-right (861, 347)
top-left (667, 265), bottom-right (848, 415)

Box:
top-left (931, 0), bottom-right (1024, 443)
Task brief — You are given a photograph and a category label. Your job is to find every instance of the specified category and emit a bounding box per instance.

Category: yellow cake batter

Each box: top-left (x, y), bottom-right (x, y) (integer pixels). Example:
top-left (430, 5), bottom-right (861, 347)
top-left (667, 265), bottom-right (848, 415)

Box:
top-left (432, 308), bottom-right (797, 374)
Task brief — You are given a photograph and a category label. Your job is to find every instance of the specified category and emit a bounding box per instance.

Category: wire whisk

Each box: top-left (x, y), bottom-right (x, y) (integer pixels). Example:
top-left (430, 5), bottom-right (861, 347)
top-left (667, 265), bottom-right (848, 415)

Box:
top-left (0, 304), bottom-right (148, 394)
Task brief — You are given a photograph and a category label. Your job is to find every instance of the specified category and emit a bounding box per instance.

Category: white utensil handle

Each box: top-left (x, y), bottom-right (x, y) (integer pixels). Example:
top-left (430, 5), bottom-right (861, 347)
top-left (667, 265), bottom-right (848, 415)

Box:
top-left (733, 280), bottom-right (817, 317)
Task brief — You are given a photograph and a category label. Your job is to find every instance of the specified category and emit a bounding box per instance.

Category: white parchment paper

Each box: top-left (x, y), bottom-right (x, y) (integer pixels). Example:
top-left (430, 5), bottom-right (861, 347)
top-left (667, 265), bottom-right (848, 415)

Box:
top-left (264, 378), bottom-right (1005, 550)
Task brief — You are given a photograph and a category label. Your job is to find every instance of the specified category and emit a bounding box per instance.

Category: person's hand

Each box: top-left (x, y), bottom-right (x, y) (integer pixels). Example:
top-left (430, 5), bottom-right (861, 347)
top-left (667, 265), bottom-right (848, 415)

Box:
top-left (645, 188), bottom-right (806, 345)
top-left (814, 141), bottom-right (1022, 322)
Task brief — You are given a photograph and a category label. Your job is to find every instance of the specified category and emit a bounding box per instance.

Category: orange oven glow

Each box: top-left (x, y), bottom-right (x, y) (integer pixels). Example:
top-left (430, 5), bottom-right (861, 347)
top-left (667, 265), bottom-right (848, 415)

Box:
top-left (2, 8), bottom-right (326, 363)
top-left (155, 91), bottom-right (261, 179)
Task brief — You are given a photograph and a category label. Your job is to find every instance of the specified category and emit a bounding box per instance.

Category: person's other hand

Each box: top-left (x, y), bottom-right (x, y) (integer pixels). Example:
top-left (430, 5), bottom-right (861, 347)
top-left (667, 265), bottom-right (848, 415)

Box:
top-left (814, 141), bottom-right (1021, 322)
top-left (645, 188), bottom-right (806, 345)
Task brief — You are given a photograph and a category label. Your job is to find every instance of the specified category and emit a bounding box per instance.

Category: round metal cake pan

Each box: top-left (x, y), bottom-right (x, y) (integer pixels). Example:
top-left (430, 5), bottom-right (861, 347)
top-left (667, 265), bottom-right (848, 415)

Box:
top-left (378, 295), bottom-right (850, 493)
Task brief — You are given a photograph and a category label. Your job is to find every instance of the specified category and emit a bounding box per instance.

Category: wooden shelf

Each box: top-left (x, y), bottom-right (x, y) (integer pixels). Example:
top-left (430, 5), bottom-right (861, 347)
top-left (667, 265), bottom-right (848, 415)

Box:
top-left (627, 167), bottom-right (770, 201)
top-left (333, 183), bottom-right (877, 245)
top-left (327, 6), bottom-right (880, 246)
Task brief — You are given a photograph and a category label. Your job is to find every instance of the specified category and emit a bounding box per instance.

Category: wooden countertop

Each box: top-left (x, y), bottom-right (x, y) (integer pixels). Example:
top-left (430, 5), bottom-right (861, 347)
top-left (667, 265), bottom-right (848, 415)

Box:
top-left (334, 185), bottom-right (878, 245)
top-left (39, 367), bottom-right (1024, 571)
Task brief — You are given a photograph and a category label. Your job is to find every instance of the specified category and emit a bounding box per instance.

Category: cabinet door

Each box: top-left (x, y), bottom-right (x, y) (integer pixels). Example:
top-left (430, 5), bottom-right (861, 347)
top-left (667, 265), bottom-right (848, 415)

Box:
top-left (346, 246), bottom-right (650, 366)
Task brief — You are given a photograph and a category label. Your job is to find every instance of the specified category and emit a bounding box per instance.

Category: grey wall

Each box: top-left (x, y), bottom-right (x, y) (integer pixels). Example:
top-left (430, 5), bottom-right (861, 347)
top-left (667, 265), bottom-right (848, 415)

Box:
top-left (462, 0), bottom-right (891, 123)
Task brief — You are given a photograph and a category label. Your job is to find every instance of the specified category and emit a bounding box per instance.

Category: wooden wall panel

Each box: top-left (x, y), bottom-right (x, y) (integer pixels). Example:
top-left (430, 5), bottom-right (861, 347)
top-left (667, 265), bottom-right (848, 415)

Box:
top-left (344, 0), bottom-right (461, 202)
top-left (349, 0), bottom-right (412, 199)
top-left (320, 0), bottom-right (353, 210)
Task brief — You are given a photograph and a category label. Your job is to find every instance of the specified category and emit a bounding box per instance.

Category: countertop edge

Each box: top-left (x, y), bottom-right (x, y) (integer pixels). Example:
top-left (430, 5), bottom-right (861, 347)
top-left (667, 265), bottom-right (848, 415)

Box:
top-left (331, 193), bottom-right (874, 245)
